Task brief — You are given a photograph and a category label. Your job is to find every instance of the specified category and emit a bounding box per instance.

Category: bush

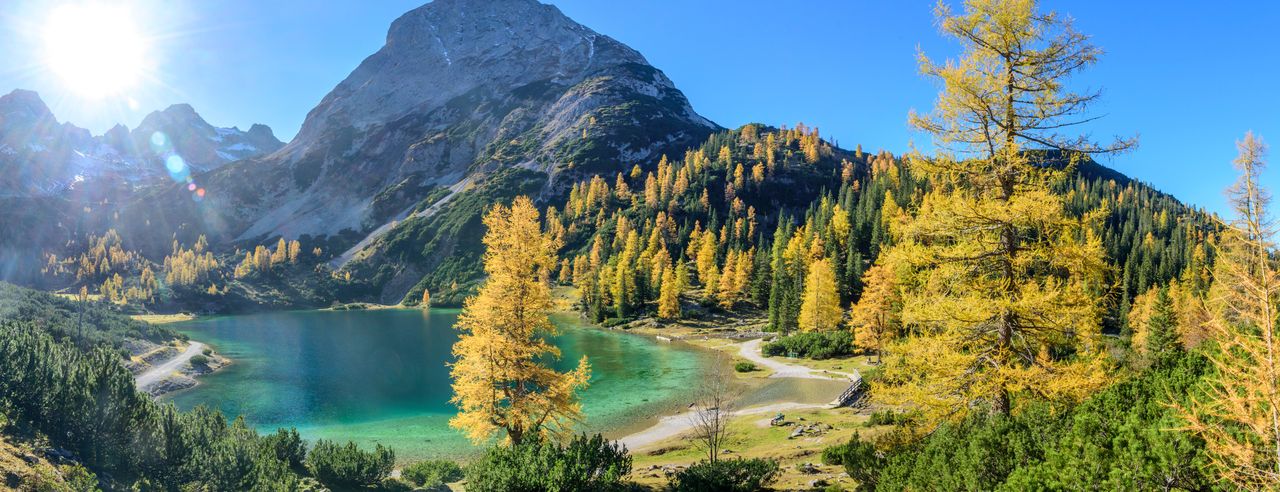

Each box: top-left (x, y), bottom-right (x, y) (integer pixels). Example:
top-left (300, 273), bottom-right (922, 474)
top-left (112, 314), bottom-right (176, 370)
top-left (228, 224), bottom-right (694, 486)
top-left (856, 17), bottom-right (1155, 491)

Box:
top-left (670, 458), bottom-right (779, 492)
top-left (379, 478), bottom-right (415, 491)
top-left (189, 354), bottom-right (209, 366)
top-left (465, 433), bottom-right (631, 492)
top-left (61, 463), bottom-right (99, 492)
top-left (734, 361), bottom-right (758, 372)
top-left (262, 428), bottom-right (307, 470)
top-left (866, 410), bottom-right (901, 427)
top-left (762, 331), bottom-right (854, 359)
top-left (823, 434), bottom-right (884, 487)
top-left (402, 459), bottom-right (463, 488)
top-left (306, 439), bottom-right (395, 489)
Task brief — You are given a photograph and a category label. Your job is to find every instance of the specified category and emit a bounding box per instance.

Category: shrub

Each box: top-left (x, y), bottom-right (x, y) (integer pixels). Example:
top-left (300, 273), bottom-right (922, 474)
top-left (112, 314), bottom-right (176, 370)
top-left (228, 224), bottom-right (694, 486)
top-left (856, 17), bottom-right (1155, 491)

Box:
top-left (823, 434), bottom-right (883, 487)
top-left (379, 478), bottom-right (415, 491)
top-left (762, 331), bottom-right (854, 359)
top-left (189, 354), bottom-right (209, 366)
top-left (866, 410), bottom-right (900, 427)
top-left (306, 439), bottom-right (395, 489)
top-left (262, 428), bottom-right (307, 470)
top-left (465, 433), bottom-right (631, 492)
top-left (61, 463), bottom-right (99, 492)
top-left (402, 459), bottom-right (463, 488)
top-left (670, 458), bottom-right (779, 492)
top-left (734, 361), bottom-right (758, 372)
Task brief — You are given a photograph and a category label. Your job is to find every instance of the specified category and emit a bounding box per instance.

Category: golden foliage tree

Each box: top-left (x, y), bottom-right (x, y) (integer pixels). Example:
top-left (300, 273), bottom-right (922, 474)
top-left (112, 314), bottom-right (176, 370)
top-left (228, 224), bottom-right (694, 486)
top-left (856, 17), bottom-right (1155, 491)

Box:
top-left (1180, 132), bottom-right (1280, 487)
top-left (449, 196), bottom-right (591, 445)
top-left (798, 257), bottom-right (841, 332)
top-left (695, 231), bottom-right (719, 299)
top-left (658, 265), bottom-right (681, 320)
top-left (287, 240), bottom-right (302, 263)
top-left (851, 258), bottom-right (901, 363)
top-left (876, 0), bottom-right (1130, 419)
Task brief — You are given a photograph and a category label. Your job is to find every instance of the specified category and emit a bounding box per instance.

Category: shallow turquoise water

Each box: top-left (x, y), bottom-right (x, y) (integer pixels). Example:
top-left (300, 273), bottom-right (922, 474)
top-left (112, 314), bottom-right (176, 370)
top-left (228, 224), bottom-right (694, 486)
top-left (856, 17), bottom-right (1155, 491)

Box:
top-left (165, 309), bottom-right (712, 460)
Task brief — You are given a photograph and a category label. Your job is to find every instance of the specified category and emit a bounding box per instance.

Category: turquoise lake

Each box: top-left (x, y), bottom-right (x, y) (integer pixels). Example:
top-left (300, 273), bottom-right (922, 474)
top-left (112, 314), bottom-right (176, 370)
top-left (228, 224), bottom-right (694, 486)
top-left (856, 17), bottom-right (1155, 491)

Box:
top-left (165, 309), bottom-right (713, 461)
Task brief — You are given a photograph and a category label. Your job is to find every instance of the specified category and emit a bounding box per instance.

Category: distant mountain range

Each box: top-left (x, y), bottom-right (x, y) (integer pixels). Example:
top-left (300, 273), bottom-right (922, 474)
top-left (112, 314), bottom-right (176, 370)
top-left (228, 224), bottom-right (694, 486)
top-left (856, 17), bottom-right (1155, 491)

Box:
top-left (0, 89), bottom-right (282, 197)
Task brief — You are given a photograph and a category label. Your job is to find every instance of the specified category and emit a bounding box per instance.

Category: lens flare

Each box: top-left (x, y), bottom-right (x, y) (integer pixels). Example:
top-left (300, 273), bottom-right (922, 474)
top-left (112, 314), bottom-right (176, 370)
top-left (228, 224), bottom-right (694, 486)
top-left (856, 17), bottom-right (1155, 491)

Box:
top-left (150, 131), bottom-right (168, 151)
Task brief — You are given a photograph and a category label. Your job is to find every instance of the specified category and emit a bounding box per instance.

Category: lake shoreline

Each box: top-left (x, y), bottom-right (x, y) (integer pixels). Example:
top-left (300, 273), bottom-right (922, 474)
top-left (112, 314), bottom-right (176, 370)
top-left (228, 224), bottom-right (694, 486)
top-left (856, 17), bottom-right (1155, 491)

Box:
top-left (134, 339), bottom-right (232, 398)
top-left (152, 302), bottom-right (855, 462)
top-left (162, 307), bottom-right (718, 463)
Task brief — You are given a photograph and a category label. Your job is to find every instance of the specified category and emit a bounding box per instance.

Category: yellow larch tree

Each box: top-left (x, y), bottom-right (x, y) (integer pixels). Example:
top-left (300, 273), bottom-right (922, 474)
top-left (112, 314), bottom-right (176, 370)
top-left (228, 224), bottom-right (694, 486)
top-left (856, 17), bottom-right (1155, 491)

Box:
top-left (287, 239), bottom-right (302, 263)
top-left (449, 196), bottom-right (591, 445)
top-left (695, 231), bottom-right (719, 299)
top-left (851, 257), bottom-right (901, 363)
top-left (658, 265), bottom-right (681, 320)
top-left (798, 257), bottom-right (841, 332)
top-left (876, 0), bottom-right (1130, 419)
top-left (1180, 132), bottom-right (1280, 488)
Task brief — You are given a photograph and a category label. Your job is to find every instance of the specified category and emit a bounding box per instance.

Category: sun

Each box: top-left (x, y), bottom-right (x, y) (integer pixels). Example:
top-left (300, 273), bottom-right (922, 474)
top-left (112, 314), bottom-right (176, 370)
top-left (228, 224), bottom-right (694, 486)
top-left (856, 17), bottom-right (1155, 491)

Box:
top-left (43, 4), bottom-right (148, 99)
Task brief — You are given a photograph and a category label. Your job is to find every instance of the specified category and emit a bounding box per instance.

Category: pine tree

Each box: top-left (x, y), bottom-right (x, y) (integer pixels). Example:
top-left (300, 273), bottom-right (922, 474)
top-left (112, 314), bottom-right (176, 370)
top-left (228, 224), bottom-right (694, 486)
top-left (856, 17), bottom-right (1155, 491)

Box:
top-left (449, 196), bottom-right (591, 445)
top-left (877, 0), bottom-right (1130, 419)
top-left (1143, 286), bottom-right (1180, 367)
top-left (797, 258), bottom-right (841, 332)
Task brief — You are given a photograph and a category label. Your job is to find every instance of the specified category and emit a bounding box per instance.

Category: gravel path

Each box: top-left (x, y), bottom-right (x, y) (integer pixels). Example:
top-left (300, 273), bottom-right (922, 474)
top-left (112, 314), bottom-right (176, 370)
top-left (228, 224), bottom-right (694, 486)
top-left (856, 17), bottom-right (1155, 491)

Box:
top-left (737, 339), bottom-right (858, 380)
top-left (136, 341), bottom-right (204, 390)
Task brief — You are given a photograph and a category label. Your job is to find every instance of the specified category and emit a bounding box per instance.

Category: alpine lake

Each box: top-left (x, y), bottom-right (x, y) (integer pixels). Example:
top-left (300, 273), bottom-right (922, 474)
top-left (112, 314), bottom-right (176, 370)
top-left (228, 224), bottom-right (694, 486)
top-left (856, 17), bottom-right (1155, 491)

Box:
top-left (164, 308), bottom-right (715, 462)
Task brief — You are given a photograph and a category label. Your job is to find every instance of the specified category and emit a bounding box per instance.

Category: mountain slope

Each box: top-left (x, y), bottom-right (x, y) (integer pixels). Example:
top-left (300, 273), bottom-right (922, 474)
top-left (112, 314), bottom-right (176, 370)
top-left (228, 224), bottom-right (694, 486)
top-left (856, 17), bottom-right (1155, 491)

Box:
top-left (129, 0), bottom-right (715, 247)
top-left (0, 90), bottom-right (283, 283)
top-left (101, 0), bottom-right (718, 300)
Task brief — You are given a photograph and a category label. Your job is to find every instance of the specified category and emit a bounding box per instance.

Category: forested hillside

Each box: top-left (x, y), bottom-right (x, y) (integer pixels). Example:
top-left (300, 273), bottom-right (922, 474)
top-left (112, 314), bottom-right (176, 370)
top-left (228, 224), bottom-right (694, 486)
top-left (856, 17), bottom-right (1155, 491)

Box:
top-left (540, 123), bottom-right (1219, 339)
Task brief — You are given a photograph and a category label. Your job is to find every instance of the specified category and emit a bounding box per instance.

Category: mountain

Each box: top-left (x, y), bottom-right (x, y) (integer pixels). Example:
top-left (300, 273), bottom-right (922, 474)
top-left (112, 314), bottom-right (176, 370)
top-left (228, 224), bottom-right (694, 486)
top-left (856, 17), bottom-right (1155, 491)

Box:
top-left (132, 0), bottom-right (715, 243)
top-left (0, 90), bottom-right (283, 197)
top-left (129, 104), bottom-right (284, 173)
top-left (0, 90), bottom-right (282, 283)
top-left (108, 0), bottom-right (717, 301)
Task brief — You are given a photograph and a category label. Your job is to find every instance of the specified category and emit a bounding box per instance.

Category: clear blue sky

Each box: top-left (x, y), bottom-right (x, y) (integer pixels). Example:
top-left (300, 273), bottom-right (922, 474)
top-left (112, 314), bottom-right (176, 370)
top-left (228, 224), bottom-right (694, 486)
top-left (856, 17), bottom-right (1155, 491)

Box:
top-left (2, 1), bottom-right (1277, 215)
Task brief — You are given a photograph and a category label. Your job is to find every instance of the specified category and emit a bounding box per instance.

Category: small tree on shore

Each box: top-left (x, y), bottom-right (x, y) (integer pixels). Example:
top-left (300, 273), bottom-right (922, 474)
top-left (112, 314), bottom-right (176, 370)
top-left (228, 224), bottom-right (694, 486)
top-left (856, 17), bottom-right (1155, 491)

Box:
top-left (689, 354), bottom-right (740, 462)
top-left (449, 196), bottom-right (591, 445)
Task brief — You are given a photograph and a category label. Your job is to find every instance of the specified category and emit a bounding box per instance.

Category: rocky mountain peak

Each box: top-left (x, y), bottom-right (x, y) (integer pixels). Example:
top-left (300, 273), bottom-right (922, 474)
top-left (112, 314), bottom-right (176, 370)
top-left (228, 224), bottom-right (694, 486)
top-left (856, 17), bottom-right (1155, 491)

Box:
top-left (247, 123), bottom-right (277, 142)
top-left (289, 0), bottom-right (647, 147)
top-left (137, 104), bottom-right (213, 134)
top-left (0, 90), bottom-right (56, 130)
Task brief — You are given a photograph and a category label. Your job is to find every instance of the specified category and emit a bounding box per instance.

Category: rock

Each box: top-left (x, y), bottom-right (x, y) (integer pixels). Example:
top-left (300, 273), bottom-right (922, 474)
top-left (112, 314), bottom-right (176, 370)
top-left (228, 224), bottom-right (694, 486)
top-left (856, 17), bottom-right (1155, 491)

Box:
top-left (797, 462), bottom-right (819, 474)
top-left (143, 375), bottom-right (198, 396)
top-left (809, 478), bottom-right (830, 488)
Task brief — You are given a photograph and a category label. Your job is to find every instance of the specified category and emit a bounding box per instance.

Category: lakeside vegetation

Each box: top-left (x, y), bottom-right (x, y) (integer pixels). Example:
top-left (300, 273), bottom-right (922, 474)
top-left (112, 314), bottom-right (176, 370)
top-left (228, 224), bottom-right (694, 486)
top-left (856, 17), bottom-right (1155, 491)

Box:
top-left (3, 0), bottom-right (1278, 491)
